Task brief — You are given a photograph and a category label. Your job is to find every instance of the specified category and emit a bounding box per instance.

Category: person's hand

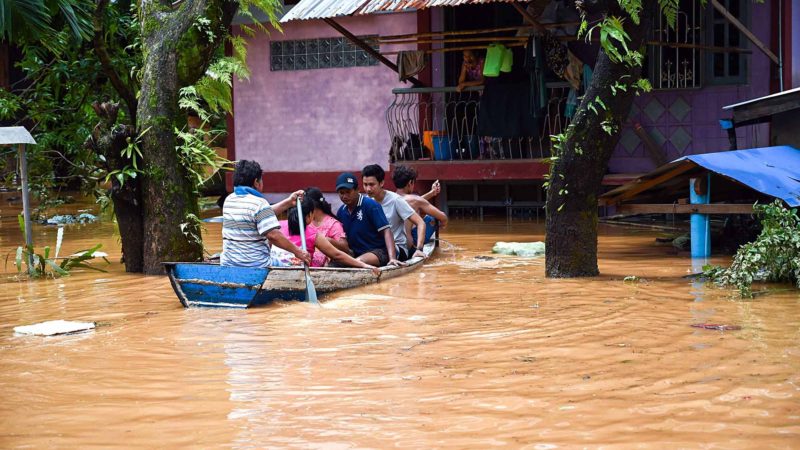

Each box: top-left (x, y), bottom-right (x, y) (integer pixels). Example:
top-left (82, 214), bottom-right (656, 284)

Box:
top-left (412, 249), bottom-right (427, 260)
top-left (387, 258), bottom-right (406, 267)
top-left (367, 265), bottom-right (381, 276)
top-left (431, 180), bottom-right (441, 195)
top-left (455, 84), bottom-right (464, 92)
top-left (293, 249), bottom-right (311, 266)
top-left (290, 190), bottom-right (305, 202)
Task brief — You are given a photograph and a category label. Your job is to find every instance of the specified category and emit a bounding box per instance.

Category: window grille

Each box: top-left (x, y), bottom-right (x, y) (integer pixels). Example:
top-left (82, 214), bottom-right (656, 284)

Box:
top-left (270, 36), bottom-right (378, 71)
top-left (647, 0), bottom-right (702, 89)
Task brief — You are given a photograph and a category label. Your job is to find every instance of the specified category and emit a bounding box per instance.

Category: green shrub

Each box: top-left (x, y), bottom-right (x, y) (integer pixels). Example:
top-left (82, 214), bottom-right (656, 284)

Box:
top-left (703, 200), bottom-right (800, 297)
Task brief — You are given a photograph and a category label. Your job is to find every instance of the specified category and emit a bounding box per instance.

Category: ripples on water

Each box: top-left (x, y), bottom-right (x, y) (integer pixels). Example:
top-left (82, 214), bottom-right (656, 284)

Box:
top-left (1, 200), bottom-right (799, 448)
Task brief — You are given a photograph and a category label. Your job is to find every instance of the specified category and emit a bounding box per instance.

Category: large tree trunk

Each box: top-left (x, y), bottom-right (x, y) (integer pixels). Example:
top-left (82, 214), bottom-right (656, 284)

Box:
top-left (86, 102), bottom-right (144, 272)
top-left (545, 1), bottom-right (654, 278)
top-left (137, 2), bottom-right (209, 274)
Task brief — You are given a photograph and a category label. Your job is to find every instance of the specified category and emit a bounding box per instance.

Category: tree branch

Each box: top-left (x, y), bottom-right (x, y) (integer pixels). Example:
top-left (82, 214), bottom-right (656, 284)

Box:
top-left (93, 0), bottom-right (137, 124)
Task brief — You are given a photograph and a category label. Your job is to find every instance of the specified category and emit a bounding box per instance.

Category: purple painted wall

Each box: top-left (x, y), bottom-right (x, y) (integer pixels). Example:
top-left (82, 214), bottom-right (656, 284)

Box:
top-left (233, 13), bottom-right (417, 173)
top-left (607, 3), bottom-right (773, 174)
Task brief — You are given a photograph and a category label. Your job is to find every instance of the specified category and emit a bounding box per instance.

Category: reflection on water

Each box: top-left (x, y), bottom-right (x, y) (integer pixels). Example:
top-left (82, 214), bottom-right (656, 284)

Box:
top-left (1, 200), bottom-right (799, 448)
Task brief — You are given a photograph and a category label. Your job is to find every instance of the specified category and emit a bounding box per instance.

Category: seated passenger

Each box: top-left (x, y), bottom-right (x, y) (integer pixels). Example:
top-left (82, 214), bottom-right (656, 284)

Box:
top-left (335, 172), bottom-right (402, 267)
top-left (361, 164), bottom-right (426, 262)
top-left (392, 165), bottom-right (448, 245)
top-left (271, 198), bottom-right (380, 274)
top-left (220, 160), bottom-right (310, 268)
top-left (304, 187), bottom-right (350, 267)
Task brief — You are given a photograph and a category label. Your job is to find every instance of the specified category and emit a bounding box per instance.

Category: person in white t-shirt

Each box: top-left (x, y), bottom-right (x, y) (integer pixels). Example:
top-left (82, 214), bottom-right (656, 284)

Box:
top-left (361, 164), bottom-right (427, 262)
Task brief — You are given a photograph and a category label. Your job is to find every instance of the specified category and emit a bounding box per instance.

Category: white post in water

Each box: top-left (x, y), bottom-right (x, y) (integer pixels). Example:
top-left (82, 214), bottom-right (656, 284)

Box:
top-left (19, 144), bottom-right (34, 268)
top-left (0, 127), bottom-right (37, 274)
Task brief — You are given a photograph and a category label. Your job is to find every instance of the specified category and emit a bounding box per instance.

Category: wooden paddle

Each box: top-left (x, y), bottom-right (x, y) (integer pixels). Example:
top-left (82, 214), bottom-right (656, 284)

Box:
top-left (296, 198), bottom-right (319, 305)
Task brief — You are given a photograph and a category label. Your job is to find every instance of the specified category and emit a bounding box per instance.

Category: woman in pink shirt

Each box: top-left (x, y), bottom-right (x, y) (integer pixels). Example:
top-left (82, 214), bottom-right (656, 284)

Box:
top-left (304, 187), bottom-right (350, 267)
top-left (272, 198), bottom-right (378, 273)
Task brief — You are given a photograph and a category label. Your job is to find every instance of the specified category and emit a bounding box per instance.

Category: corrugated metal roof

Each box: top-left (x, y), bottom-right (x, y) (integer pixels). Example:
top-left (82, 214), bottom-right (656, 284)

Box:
top-left (281, 0), bottom-right (519, 22)
top-left (601, 146), bottom-right (800, 207)
top-left (0, 127), bottom-right (36, 145)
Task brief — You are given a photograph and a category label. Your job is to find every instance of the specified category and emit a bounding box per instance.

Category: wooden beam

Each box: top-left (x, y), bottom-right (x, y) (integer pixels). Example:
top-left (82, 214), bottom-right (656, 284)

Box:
top-left (601, 163), bottom-right (697, 205)
top-left (323, 18), bottom-right (425, 88)
top-left (511, 2), bottom-right (547, 34)
top-left (617, 203), bottom-right (755, 215)
top-left (710, 0), bottom-right (779, 65)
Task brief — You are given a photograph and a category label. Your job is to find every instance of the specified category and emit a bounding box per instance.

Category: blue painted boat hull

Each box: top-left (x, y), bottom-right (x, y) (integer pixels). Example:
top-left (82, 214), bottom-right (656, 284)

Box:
top-left (164, 263), bottom-right (277, 308)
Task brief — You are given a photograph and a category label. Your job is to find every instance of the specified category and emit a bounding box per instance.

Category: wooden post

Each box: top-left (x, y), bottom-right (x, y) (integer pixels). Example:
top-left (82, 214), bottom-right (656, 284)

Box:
top-left (323, 18), bottom-right (425, 88)
top-left (710, 0), bottom-right (779, 65)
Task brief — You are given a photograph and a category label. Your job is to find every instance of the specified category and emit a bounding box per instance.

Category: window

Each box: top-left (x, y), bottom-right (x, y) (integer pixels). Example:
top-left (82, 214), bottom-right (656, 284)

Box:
top-left (270, 37), bottom-right (379, 71)
top-left (707, 0), bottom-right (748, 84)
top-left (647, 0), bottom-right (702, 89)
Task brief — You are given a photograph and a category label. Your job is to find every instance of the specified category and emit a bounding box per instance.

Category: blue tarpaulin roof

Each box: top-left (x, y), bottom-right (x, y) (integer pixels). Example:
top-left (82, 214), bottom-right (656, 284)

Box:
top-left (601, 146), bottom-right (800, 207)
top-left (678, 146), bottom-right (800, 207)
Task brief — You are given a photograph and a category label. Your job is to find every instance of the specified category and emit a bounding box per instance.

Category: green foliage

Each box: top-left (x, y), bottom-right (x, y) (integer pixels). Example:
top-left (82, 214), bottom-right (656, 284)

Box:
top-left (175, 125), bottom-right (229, 191)
top-left (6, 220), bottom-right (109, 278)
top-left (0, 0), bottom-right (139, 205)
top-left (703, 201), bottom-right (800, 297)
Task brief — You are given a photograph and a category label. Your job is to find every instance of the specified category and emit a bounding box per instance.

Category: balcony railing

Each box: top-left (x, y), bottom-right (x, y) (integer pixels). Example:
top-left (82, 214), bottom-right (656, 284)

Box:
top-left (387, 83), bottom-right (572, 163)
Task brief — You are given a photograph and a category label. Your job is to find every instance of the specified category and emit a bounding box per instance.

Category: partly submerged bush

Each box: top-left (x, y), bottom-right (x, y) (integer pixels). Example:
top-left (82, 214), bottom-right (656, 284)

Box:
top-left (703, 200), bottom-right (800, 297)
top-left (5, 216), bottom-right (109, 279)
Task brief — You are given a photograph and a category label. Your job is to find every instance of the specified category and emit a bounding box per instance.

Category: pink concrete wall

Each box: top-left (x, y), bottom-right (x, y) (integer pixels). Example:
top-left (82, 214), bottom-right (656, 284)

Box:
top-left (233, 13), bottom-right (417, 173)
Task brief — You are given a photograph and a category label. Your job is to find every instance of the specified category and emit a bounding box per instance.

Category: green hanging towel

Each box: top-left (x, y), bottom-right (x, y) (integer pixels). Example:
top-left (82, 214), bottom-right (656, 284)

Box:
top-left (500, 46), bottom-right (513, 72)
top-left (483, 44), bottom-right (506, 77)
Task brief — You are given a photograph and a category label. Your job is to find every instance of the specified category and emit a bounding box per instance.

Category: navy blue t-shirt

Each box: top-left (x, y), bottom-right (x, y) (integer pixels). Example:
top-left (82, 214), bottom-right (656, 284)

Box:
top-left (336, 194), bottom-right (390, 256)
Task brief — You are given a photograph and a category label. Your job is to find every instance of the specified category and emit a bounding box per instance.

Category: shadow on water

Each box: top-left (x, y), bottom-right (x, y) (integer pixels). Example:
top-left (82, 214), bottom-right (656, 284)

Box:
top-left (1, 199), bottom-right (799, 447)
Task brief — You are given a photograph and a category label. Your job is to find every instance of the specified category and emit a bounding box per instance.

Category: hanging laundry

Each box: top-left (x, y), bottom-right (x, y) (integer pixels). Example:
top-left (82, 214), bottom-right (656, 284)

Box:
top-left (564, 50), bottom-right (583, 90)
top-left (542, 32), bottom-right (568, 80)
top-left (396, 50), bottom-right (427, 82)
top-left (478, 82), bottom-right (539, 138)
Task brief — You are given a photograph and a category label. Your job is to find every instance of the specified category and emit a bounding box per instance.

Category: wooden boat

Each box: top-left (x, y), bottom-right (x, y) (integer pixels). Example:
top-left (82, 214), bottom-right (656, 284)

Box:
top-left (164, 240), bottom-right (436, 308)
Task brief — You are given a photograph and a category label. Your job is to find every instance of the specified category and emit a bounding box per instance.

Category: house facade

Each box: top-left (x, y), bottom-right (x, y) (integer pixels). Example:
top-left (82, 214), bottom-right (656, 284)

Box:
top-left (230, 0), bottom-right (797, 216)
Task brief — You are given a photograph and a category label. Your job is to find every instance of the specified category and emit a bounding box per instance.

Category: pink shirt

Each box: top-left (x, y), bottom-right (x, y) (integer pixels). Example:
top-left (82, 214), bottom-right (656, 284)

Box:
top-left (307, 215), bottom-right (346, 267)
top-left (273, 220), bottom-right (316, 266)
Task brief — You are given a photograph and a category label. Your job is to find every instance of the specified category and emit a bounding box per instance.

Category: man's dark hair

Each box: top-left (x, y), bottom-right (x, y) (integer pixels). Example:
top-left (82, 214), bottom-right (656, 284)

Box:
top-left (361, 164), bottom-right (385, 183)
top-left (286, 197), bottom-right (315, 236)
top-left (232, 160), bottom-right (262, 187)
top-left (392, 165), bottom-right (417, 189)
top-left (305, 187), bottom-right (334, 217)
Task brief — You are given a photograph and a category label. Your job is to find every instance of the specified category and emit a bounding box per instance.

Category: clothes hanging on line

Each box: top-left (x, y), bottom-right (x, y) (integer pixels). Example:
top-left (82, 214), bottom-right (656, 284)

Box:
top-left (565, 63), bottom-right (594, 119)
top-left (478, 82), bottom-right (539, 138)
top-left (396, 50), bottom-right (427, 82)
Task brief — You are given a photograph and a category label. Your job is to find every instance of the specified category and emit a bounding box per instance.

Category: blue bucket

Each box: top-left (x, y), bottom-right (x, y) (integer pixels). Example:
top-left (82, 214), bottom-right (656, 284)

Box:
top-left (432, 136), bottom-right (452, 161)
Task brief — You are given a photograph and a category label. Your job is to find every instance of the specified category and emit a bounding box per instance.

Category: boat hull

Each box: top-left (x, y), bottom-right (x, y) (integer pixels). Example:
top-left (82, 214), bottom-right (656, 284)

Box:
top-left (165, 241), bottom-right (436, 308)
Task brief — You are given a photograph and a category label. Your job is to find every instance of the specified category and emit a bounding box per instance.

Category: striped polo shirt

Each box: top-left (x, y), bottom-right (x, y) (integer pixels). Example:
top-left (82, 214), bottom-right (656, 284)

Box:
top-left (220, 192), bottom-right (280, 267)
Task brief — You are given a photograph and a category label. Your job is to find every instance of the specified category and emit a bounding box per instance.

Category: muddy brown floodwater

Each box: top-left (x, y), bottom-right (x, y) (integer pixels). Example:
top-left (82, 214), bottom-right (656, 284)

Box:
top-left (1, 198), bottom-right (799, 448)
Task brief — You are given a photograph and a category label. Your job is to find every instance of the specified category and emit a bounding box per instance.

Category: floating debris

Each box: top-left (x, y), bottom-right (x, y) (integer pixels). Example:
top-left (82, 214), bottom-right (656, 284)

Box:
top-left (492, 242), bottom-right (545, 257)
top-left (44, 213), bottom-right (97, 225)
top-left (14, 320), bottom-right (96, 336)
top-left (691, 323), bottom-right (742, 331)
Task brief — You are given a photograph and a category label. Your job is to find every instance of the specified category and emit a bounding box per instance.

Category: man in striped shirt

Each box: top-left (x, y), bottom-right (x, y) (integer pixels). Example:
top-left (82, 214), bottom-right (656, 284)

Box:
top-left (220, 160), bottom-right (310, 268)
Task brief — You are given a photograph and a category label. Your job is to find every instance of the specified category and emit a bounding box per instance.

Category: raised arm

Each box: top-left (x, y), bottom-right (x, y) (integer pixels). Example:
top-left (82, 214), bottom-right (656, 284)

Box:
top-left (421, 180), bottom-right (440, 201)
top-left (271, 190), bottom-right (304, 215)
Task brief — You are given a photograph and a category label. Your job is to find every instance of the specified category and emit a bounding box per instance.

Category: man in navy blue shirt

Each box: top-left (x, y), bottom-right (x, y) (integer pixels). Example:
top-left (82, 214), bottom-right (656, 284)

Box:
top-left (335, 172), bottom-right (402, 267)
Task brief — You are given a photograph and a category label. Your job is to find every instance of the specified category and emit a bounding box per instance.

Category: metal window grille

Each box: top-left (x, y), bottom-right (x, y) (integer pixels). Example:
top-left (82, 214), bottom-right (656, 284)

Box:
top-left (269, 36), bottom-right (378, 71)
top-left (648, 0), bottom-right (701, 89)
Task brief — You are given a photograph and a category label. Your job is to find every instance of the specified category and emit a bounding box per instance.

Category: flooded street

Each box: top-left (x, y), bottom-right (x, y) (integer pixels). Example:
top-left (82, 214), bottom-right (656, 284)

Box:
top-left (1, 201), bottom-right (799, 448)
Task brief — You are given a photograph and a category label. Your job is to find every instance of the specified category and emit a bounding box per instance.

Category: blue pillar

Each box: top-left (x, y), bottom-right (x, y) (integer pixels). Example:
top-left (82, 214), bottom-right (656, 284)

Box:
top-left (690, 174), bottom-right (710, 258)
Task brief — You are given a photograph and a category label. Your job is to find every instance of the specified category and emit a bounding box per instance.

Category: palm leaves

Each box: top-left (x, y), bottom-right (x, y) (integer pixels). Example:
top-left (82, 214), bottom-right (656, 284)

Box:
top-left (0, 0), bottom-right (92, 45)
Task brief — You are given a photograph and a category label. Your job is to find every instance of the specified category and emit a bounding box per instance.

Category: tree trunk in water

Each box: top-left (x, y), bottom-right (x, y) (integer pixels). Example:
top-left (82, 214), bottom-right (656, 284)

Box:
top-left (138, 3), bottom-right (207, 274)
top-left (545, 2), bottom-right (654, 278)
top-left (85, 102), bottom-right (144, 272)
